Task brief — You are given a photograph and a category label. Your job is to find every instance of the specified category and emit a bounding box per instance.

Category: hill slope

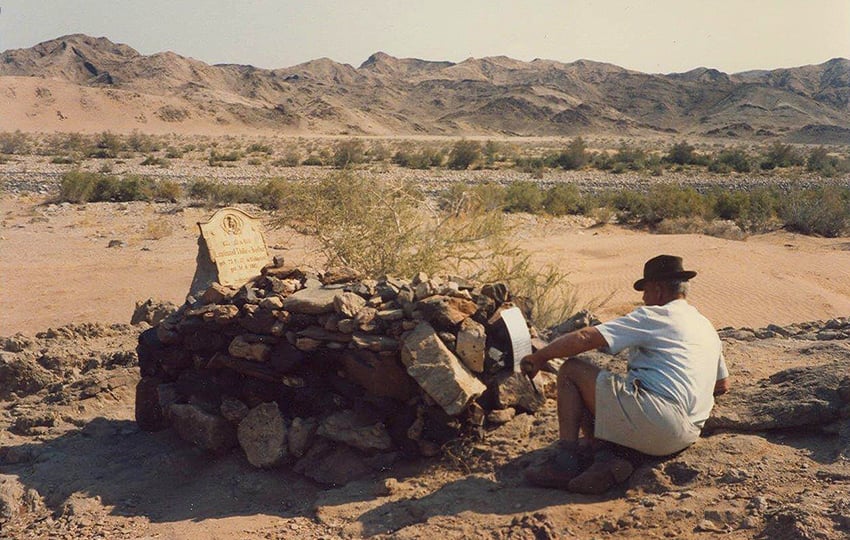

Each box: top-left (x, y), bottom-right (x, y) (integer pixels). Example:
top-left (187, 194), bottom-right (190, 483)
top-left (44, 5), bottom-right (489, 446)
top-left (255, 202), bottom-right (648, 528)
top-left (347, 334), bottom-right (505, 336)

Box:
top-left (2, 34), bottom-right (850, 138)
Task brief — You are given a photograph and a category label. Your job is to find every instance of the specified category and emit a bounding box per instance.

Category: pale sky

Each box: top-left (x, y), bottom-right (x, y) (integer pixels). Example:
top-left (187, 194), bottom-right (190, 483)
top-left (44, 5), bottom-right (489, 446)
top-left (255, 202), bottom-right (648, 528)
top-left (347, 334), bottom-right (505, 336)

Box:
top-left (2, 1), bottom-right (848, 74)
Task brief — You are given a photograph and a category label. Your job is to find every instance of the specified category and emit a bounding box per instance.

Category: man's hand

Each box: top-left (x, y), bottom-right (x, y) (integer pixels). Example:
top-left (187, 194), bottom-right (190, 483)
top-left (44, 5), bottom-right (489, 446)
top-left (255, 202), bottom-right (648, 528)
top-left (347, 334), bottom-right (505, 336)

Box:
top-left (520, 353), bottom-right (540, 378)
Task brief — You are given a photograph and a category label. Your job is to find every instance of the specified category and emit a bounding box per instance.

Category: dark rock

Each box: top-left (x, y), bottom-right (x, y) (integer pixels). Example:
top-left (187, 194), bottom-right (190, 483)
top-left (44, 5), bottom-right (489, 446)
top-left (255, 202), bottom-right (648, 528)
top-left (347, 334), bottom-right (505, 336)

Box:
top-left (169, 403), bottom-right (237, 454)
top-left (0, 353), bottom-right (55, 400)
top-left (283, 286), bottom-right (340, 315)
top-left (238, 304), bottom-right (279, 334)
top-left (135, 377), bottom-right (175, 431)
top-left (317, 409), bottom-right (393, 451)
top-left (707, 359), bottom-right (850, 431)
top-left (340, 349), bottom-right (414, 402)
top-left (293, 439), bottom-right (371, 486)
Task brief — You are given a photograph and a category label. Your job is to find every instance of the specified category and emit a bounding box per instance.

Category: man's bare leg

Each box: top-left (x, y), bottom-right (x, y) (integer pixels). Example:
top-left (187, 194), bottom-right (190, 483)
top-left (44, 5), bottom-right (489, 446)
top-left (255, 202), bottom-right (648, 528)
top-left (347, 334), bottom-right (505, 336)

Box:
top-left (557, 358), bottom-right (601, 443)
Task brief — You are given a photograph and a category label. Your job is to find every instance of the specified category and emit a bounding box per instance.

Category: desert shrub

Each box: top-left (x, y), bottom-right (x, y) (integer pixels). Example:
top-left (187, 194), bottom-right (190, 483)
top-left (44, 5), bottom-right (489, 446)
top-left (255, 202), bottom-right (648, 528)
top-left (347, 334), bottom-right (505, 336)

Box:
top-left (710, 190), bottom-right (749, 221)
top-left (760, 142), bottom-right (804, 170)
top-left (644, 184), bottom-right (706, 224)
top-left (89, 132), bottom-right (125, 159)
top-left (208, 149), bottom-right (242, 165)
top-left (58, 171), bottom-right (102, 203)
top-left (367, 141), bottom-right (391, 162)
top-left (333, 139), bottom-right (366, 168)
top-left (738, 187), bottom-right (781, 232)
top-left (554, 137), bottom-right (590, 170)
top-left (709, 148), bottom-right (751, 173)
top-left (447, 140), bottom-right (481, 170)
top-left (127, 130), bottom-right (161, 153)
top-left (153, 180), bottom-right (182, 202)
top-left (302, 154), bottom-right (324, 166)
top-left (483, 140), bottom-right (505, 166)
top-left (187, 179), bottom-right (251, 206)
top-left (164, 146), bottom-right (184, 159)
top-left (806, 147), bottom-right (850, 177)
top-left (42, 132), bottom-right (91, 156)
top-left (140, 155), bottom-right (169, 167)
top-left (0, 131), bottom-right (31, 154)
top-left (612, 144), bottom-right (647, 170)
top-left (253, 178), bottom-right (292, 210)
top-left (779, 186), bottom-right (850, 237)
top-left (543, 184), bottom-right (584, 215)
top-left (50, 156), bottom-right (76, 164)
top-left (514, 157), bottom-right (547, 178)
top-left (272, 149), bottom-right (302, 167)
top-left (394, 148), bottom-right (443, 169)
top-left (504, 181), bottom-right (545, 213)
top-left (663, 141), bottom-right (698, 165)
top-left (246, 143), bottom-right (273, 155)
top-left (100, 175), bottom-right (158, 202)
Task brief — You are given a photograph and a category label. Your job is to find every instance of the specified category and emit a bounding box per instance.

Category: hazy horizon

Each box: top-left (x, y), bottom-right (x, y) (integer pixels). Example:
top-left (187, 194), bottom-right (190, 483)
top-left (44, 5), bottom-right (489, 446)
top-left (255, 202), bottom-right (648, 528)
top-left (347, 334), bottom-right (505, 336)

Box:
top-left (1, 1), bottom-right (849, 74)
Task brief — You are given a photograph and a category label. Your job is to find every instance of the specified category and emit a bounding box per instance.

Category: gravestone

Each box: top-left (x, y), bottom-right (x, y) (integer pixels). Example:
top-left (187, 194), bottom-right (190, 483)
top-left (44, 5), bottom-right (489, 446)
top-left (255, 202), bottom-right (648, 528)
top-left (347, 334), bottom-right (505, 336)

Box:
top-left (188, 208), bottom-right (270, 299)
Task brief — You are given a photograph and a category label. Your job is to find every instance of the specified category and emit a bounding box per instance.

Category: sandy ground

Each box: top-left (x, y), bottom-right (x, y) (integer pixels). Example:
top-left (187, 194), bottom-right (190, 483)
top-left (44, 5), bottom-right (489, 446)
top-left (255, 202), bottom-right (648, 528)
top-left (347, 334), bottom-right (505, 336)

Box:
top-left (2, 193), bottom-right (850, 540)
top-left (2, 195), bottom-right (849, 335)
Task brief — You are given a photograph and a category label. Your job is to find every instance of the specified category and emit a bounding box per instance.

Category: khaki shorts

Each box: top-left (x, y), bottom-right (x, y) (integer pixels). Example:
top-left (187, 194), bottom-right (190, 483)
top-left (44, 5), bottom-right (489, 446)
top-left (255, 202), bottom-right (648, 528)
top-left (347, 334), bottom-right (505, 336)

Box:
top-left (594, 370), bottom-right (701, 456)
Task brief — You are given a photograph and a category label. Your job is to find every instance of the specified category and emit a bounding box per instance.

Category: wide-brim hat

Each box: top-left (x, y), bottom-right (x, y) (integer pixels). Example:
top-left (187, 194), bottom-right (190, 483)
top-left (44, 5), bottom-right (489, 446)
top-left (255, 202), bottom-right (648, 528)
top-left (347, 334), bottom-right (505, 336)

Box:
top-left (633, 255), bottom-right (697, 291)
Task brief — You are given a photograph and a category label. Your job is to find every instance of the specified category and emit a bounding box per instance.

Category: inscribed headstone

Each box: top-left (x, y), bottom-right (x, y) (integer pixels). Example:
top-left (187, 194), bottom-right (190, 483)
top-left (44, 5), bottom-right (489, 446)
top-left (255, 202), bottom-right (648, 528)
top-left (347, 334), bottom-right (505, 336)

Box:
top-left (189, 208), bottom-right (269, 296)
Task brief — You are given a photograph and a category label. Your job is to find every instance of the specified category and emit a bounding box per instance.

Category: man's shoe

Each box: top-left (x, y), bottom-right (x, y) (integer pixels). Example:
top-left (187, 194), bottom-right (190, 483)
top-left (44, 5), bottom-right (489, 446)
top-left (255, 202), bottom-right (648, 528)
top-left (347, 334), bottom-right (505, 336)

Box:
top-left (524, 444), bottom-right (590, 489)
top-left (567, 449), bottom-right (633, 495)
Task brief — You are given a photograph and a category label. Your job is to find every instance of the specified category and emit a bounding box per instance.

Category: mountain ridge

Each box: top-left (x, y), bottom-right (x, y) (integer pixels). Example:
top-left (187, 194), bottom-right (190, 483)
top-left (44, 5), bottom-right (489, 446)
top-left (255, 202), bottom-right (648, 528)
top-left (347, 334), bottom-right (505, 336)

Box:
top-left (2, 34), bottom-right (849, 139)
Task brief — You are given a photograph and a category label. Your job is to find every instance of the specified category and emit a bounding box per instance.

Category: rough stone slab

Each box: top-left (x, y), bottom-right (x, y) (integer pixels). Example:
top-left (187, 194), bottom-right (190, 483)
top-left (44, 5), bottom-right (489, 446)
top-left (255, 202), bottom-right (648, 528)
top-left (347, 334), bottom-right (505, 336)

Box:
top-left (199, 283), bottom-right (238, 305)
top-left (283, 287), bottom-right (340, 315)
top-left (238, 402), bottom-right (288, 467)
top-left (491, 371), bottom-right (547, 413)
top-left (334, 292), bottom-right (367, 318)
top-left (169, 403), bottom-right (237, 454)
top-left (707, 358), bottom-right (850, 431)
top-left (298, 326), bottom-right (352, 343)
top-left (341, 349), bottom-right (414, 402)
top-left (400, 322), bottom-right (486, 416)
top-left (416, 295), bottom-right (478, 328)
top-left (289, 417), bottom-right (319, 458)
top-left (134, 377), bottom-right (177, 432)
top-left (318, 410), bottom-right (393, 451)
top-left (294, 439), bottom-right (372, 486)
top-left (351, 333), bottom-right (399, 352)
top-left (456, 318), bottom-right (486, 373)
top-left (228, 335), bottom-right (272, 362)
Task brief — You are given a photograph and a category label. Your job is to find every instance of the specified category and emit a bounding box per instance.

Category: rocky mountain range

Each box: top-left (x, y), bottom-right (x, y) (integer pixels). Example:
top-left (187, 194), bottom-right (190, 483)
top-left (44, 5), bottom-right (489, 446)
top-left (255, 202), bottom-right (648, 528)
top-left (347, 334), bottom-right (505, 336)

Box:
top-left (2, 34), bottom-right (850, 141)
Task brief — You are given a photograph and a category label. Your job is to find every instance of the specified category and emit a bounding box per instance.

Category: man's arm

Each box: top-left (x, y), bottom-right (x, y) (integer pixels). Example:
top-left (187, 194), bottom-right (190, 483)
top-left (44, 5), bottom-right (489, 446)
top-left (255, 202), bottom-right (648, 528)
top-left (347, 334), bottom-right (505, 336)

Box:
top-left (520, 326), bottom-right (608, 376)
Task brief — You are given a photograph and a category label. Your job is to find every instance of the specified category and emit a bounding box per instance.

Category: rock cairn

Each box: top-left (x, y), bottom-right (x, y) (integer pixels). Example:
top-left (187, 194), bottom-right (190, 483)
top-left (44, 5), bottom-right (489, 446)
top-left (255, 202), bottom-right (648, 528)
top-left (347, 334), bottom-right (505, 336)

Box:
top-left (134, 262), bottom-right (554, 485)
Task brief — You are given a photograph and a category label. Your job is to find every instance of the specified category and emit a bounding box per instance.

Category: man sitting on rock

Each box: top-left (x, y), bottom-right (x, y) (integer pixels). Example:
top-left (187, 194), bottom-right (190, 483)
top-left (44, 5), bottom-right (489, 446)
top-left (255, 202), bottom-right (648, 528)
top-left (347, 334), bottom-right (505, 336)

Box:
top-left (521, 254), bottom-right (729, 494)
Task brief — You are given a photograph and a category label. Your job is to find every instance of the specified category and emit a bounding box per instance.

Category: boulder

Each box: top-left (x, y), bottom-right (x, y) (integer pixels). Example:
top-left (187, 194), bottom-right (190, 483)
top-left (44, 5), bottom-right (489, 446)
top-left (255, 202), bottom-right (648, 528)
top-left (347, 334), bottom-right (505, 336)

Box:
top-left (228, 335), bottom-right (272, 362)
top-left (169, 403), bottom-right (237, 454)
top-left (135, 377), bottom-right (178, 431)
top-left (317, 410), bottom-right (393, 452)
top-left (131, 298), bottom-right (178, 326)
top-left (341, 349), bottom-right (414, 402)
top-left (293, 439), bottom-right (371, 486)
top-left (416, 295), bottom-right (478, 328)
top-left (401, 322), bottom-right (486, 416)
top-left (707, 359), bottom-right (850, 431)
top-left (0, 353), bottom-right (55, 400)
top-left (283, 287), bottom-right (340, 315)
top-left (238, 402), bottom-right (288, 467)
top-left (490, 371), bottom-right (547, 413)
top-left (334, 292), bottom-right (367, 318)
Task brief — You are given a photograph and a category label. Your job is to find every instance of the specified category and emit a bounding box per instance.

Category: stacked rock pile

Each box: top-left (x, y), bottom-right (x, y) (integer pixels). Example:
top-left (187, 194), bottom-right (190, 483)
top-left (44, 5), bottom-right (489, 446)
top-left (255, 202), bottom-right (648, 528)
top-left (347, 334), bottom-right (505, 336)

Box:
top-left (134, 262), bottom-right (556, 485)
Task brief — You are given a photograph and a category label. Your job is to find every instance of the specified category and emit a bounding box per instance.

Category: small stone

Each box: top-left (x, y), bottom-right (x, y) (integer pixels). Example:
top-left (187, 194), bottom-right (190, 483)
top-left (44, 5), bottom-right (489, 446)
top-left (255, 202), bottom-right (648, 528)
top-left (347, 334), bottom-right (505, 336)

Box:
top-left (283, 286), bottom-right (340, 315)
top-left (220, 397), bottom-right (250, 424)
top-left (288, 417), bottom-right (318, 458)
top-left (238, 402), bottom-right (288, 468)
top-left (486, 407), bottom-right (516, 425)
top-left (228, 335), bottom-right (272, 362)
top-left (107, 239), bottom-right (125, 248)
top-left (260, 296), bottom-right (284, 309)
top-left (373, 477), bottom-right (400, 497)
top-left (317, 410), bottom-right (393, 451)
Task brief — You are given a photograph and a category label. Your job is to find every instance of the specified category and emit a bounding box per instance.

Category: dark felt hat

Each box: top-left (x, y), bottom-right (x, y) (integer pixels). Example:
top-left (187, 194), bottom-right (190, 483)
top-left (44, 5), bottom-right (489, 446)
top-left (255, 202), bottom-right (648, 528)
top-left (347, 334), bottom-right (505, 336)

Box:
top-left (633, 255), bottom-right (697, 291)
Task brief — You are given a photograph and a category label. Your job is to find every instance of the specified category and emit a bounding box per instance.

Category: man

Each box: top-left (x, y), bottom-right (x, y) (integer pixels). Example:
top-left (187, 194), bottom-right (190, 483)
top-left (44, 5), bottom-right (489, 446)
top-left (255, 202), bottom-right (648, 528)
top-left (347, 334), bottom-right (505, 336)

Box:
top-left (521, 255), bottom-right (729, 494)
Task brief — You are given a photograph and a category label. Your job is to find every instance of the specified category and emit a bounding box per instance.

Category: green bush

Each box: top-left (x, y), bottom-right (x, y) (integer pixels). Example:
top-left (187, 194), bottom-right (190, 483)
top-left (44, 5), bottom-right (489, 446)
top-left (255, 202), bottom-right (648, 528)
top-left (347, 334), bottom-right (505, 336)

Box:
top-left (504, 181), bottom-right (545, 213)
top-left (333, 139), bottom-right (366, 168)
top-left (780, 186), bottom-right (850, 237)
top-left (246, 143), bottom-right (274, 155)
top-left (555, 137), bottom-right (589, 170)
top-left (164, 146), bottom-right (184, 159)
top-left (140, 155), bottom-right (169, 167)
top-left (154, 180), bottom-right (182, 202)
top-left (0, 131), bottom-right (31, 154)
top-left (806, 147), bottom-right (850, 177)
top-left (709, 148), bottom-right (751, 173)
top-left (760, 142), bottom-right (804, 170)
top-left (208, 149), bottom-right (242, 165)
top-left (59, 171), bottom-right (101, 203)
top-left (89, 132), bottom-right (125, 159)
top-left (447, 140), bottom-right (481, 170)
top-left (50, 156), bottom-right (76, 165)
top-left (543, 184), bottom-right (584, 215)
top-left (302, 154), bottom-right (324, 166)
top-left (127, 130), bottom-right (161, 153)
top-left (644, 184), bottom-right (705, 224)
top-left (663, 141), bottom-right (697, 165)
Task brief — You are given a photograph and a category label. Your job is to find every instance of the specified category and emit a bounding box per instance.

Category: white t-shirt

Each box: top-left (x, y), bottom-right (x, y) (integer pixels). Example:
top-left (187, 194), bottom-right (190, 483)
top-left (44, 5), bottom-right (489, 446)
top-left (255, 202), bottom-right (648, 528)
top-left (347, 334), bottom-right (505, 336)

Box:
top-left (595, 299), bottom-right (728, 428)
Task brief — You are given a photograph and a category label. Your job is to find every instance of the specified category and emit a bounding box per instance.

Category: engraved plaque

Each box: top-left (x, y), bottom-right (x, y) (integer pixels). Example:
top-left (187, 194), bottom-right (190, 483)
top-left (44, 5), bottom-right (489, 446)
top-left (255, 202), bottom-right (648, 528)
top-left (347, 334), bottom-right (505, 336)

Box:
top-left (196, 207), bottom-right (269, 288)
